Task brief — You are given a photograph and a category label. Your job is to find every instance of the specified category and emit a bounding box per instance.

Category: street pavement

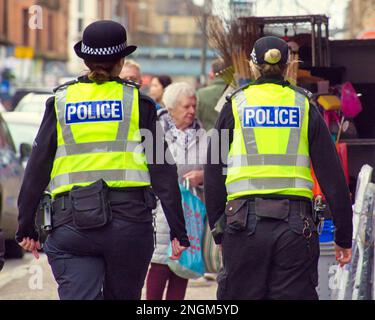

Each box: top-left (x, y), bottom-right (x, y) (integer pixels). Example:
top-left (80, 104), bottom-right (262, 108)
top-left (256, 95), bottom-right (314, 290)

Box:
top-left (0, 253), bottom-right (218, 300)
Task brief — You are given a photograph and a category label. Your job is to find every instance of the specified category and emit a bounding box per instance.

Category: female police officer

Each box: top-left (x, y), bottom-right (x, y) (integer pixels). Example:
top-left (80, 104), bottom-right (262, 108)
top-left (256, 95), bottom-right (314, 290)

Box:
top-left (204, 36), bottom-right (353, 300)
top-left (16, 20), bottom-right (189, 300)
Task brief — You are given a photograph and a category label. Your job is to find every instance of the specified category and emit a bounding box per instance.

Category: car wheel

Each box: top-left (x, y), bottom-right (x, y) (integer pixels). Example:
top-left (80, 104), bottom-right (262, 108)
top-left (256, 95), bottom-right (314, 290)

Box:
top-left (5, 240), bottom-right (24, 259)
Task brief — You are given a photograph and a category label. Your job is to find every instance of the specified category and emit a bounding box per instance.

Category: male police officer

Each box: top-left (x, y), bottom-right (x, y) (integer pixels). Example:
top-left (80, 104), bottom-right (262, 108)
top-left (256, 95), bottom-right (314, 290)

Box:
top-left (17, 21), bottom-right (189, 300)
top-left (204, 36), bottom-right (353, 300)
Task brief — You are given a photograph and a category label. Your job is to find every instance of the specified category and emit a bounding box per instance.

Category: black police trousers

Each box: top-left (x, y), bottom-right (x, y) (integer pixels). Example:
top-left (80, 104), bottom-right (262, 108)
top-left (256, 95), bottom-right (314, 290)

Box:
top-left (44, 218), bottom-right (154, 300)
top-left (218, 202), bottom-right (320, 300)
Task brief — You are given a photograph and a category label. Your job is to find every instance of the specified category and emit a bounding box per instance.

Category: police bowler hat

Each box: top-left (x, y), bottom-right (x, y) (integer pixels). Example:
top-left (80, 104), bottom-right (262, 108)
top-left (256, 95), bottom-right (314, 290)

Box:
top-left (251, 36), bottom-right (289, 65)
top-left (74, 20), bottom-right (137, 62)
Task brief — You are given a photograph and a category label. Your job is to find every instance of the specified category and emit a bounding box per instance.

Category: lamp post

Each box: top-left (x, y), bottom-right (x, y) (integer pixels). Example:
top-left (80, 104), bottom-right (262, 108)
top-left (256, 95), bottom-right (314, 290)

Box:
top-left (200, 0), bottom-right (212, 87)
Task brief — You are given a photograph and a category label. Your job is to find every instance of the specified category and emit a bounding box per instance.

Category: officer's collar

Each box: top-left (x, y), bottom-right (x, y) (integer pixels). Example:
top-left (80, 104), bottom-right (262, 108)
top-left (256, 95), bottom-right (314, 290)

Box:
top-left (254, 75), bottom-right (290, 87)
top-left (77, 75), bottom-right (140, 88)
top-left (78, 75), bottom-right (123, 83)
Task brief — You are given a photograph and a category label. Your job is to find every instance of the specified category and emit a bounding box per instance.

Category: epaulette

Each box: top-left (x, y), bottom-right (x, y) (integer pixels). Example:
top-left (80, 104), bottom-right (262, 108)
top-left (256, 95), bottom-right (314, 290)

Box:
top-left (118, 79), bottom-right (141, 89)
top-left (53, 79), bottom-right (79, 93)
top-left (226, 83), bottom-right (252, 102)
top-left (288, 84), bottom-right (313, 100)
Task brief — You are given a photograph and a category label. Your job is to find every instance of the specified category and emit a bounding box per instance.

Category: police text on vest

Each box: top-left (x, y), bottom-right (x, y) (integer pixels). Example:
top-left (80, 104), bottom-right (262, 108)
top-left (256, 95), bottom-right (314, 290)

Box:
top-left (65, 100), bottom-right (124, 124)
top-left (243, 106), bottom-right (300, 128)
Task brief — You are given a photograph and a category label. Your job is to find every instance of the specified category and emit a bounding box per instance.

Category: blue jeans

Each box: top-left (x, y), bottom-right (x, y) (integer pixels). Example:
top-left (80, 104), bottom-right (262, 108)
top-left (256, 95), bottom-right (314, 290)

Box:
top-left (44, 218), bottom-right (154, 300)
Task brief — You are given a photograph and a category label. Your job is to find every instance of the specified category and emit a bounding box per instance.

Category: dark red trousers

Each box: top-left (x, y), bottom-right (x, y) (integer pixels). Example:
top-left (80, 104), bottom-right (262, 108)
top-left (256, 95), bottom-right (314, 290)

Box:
top-left (146, 263), bottom-right (189, 300)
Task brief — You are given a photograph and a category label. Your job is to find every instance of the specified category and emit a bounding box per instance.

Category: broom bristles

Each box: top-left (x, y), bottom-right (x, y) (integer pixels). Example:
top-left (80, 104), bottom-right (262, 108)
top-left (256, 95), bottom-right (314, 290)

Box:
top-left (203, 13), bottom-right (258, 87)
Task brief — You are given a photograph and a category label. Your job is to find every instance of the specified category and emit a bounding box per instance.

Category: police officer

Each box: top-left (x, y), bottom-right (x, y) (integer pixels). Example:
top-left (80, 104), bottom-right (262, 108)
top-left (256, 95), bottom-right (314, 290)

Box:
top-left (16, 20), bottom-right (190, 300)
top-left (204, 36), bottom-right (353, 300)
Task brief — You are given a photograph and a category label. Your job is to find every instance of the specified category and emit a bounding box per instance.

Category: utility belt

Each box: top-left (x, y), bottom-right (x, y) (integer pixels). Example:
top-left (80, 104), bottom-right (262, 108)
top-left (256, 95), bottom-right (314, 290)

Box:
top-left (212, 198), bottom-right (314, 240)
top-left (37, 180), bottom-right (156, 235)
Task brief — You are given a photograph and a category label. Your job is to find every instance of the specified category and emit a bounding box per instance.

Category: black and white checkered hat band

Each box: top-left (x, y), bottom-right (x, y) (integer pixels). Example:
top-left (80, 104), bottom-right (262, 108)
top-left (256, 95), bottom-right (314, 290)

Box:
top-left (251, 49), bottom-right (258, 64)
top-left (81, 42), bottom-right (127, 56)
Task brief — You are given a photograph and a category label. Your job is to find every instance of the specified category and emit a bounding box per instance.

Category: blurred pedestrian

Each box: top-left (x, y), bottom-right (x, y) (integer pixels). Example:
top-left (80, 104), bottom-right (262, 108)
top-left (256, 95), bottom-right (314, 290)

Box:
top-left (146, 82), bottom-right (206, 300)
top-left (120, 59), bottom-right (142, 86)
top-left (149, 75), bottom-right (172, 110)
top-left (16, 20), bottom-right (189, 300)
top-left (196, 59), bottom-right (227, 130)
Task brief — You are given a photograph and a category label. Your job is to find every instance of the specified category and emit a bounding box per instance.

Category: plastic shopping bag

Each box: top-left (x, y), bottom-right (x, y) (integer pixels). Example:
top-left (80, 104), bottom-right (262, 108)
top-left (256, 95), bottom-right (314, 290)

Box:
top-left (168, 182), bottom-right (206, 279)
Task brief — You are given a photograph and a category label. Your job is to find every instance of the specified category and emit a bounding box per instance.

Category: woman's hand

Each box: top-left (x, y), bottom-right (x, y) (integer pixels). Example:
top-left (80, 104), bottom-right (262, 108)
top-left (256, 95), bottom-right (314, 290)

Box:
top-left (183, 170), bottom-right (204, 188)
top-left (335, 243), bottom-right (352, 267)
top-left (18, 237), bottom-right (41, 259)
top-left (170, 238), bottom-right (188, 260)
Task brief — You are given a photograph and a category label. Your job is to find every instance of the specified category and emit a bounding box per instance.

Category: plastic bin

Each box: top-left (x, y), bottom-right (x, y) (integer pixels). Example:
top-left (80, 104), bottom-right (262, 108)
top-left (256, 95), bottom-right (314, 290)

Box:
top-left (317, 243), bottom-right (336, 300)
top-left (317, 220), bottom-right (336, 300)
top-left (319, 219), bottom-right (335, 243)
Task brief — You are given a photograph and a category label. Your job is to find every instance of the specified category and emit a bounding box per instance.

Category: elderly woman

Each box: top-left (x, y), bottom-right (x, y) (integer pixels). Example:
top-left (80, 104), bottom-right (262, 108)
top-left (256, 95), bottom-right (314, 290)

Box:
top-left (146, 82), bottom-right (206, 300)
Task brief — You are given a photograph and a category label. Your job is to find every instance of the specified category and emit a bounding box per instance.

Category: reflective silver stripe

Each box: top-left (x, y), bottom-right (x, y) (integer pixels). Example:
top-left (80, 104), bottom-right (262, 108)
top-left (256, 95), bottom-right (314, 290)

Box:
top-left (226, 178), bottom-right (313, 194)
top-left (286, 91), bottom-right (306, 155)
top-left (55, 89), bottom-right (75, 146)
top-left (55, 141), bottom-right (143, 159)
top-left (50, 169), bottom-right (150, 191)
top-left (228, 154), bottom-right (310, 168)
top-left (117, 85), bottom-right (134, 140)
top-left (234, 91), bottom-right (258, 156)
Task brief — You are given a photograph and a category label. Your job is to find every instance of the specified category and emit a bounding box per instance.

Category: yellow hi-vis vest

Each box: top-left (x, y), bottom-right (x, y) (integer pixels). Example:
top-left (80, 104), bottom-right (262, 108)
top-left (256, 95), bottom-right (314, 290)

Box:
top-left (50, 81), bottom-right (151, 197)
top-left (225, 83), bottom-right (314, 201)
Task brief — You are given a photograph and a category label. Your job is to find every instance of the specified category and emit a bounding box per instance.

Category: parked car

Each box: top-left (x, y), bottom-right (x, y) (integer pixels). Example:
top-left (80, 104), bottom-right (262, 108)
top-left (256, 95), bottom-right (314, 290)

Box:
top-left (13, 92), bottom-right (51, 114)
top-left (0, 113), bottom-right (26, 258)
top-left (0, 101), bottom-right (6, 112)
top-left (1, 112), bottom-right (42, 167)
top-left (10, 88), bottom-right (52, 111)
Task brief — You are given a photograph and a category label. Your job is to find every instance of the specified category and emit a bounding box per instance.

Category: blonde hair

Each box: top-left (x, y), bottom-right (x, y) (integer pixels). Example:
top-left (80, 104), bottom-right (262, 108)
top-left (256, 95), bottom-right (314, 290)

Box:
top-left (85, 60), bottom-right (119, 84)
top-left (250, 49), bottom-right (288, 80)
top-left (123, 59), bottom-right (141, 71)
top-left (264, 49), bottom-right (282, 64)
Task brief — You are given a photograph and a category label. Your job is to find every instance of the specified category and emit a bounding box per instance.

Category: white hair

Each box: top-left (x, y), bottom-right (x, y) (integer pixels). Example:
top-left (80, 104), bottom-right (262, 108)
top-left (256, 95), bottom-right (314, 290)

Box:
top-left (162, 82), bottom-right (196, 110)
top-left (123, 59), bottom-right (141, 70)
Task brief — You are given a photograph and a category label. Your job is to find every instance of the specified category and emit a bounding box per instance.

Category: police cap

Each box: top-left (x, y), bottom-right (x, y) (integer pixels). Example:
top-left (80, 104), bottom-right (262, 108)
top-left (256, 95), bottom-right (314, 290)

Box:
top-left (251, 36), bottom-right (289, 66)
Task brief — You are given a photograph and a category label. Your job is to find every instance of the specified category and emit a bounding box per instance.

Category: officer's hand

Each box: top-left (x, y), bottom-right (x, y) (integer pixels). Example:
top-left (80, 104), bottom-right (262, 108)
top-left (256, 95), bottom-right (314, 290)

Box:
top-left (170, 238), bottom-right (188, 261)
top-left (18, 237), bottom-right (41, 260)
top-left (335, 244), bottom-right (352, 267)
top-left (183, 171), bottom-right (204, 188)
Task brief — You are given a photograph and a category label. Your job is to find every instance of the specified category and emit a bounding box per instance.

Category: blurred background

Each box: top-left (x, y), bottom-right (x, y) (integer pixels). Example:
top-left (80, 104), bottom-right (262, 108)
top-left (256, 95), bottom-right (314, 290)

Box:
top-left (0, 0), bottom-right (373, 108)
